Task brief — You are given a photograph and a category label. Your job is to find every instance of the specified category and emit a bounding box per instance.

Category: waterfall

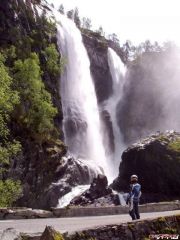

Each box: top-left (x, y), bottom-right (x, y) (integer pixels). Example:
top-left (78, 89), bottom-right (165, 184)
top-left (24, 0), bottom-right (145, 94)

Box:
top-left (56, 15), bottom-right (111, 178)
top-left (103, 48), bottom-right (126, 176)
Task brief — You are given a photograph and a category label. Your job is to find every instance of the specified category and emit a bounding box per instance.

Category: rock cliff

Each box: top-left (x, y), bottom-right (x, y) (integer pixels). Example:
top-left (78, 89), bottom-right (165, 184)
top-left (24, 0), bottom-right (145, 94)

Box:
top-left (82, 30), bottom-right (113, 103)
top-left (112, 131), bottom-right (180, 203)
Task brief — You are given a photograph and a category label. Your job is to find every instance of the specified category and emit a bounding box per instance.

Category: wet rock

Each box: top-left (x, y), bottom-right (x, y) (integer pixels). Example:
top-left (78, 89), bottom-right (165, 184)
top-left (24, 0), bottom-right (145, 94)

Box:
top-left (70, 174), bottom-right (120, 206)
top-left (101, 110), bottom-right (115, 154)
top-left (82, 30), bottom-right (113, 103)
top-left (38, 156), bottom-right (100, 209)
top-left (112, 131), bottom-right (180, 203)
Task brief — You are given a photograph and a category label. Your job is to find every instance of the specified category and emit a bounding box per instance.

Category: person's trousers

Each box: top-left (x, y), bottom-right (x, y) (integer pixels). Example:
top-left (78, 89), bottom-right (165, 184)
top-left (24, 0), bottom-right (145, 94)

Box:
top-left (129, 201), bottom-right (140, 220)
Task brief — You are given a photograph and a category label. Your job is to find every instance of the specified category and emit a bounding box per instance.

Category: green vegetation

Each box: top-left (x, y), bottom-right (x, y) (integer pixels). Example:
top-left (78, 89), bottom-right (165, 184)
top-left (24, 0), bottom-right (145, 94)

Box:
top-left (128, 223), bottom-right (135, 230)
top-left (0, 53), bottom-right (19, 138)
top-left (163, 227), bottom-right (177, 234)
top-left (168, 138), bottom-right (180, 152)
top-left (0, 2), bottom-right (67, 207)
top-left (0, 53), bottom-right (22, 207)
top-left (13, 53), bottom-right (58, 141)
top-left (0, 179), bottom-right (22, 207)
top-left (54, 232), bottom-right (64, 240)
top-left (158, 217), bottom-right (166, 222)
top-left (43, 44), bottom-right (63, 77)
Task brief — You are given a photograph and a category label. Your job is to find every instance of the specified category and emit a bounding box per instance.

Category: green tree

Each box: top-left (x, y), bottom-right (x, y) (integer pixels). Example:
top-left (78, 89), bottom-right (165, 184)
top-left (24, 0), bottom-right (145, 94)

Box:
top-left (0, 179), bottom-right (22, 207)
top-left (43, 44), bottom-right (61, 77)
top-left (0, 53), bottom-right (19, 138)
top-left (0, 52), bottom-right (22, 207)
top-left (13, 53), bottom-right (57, 141)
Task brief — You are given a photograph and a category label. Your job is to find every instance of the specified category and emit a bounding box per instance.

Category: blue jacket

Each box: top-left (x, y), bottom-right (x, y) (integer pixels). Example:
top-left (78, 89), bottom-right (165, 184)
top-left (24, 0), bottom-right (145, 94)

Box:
top-left (127, 183), bottom-right (141, 203)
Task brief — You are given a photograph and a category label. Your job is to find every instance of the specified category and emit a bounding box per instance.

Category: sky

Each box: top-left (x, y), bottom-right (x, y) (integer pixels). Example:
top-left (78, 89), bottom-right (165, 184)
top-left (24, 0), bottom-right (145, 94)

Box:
top-left (47, 0), bottom-right (180, 46)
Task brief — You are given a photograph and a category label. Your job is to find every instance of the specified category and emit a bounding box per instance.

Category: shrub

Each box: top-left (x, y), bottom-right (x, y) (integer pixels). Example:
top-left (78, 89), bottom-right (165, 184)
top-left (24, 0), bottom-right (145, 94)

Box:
top-left (0, 179), bottom-right (22, 207)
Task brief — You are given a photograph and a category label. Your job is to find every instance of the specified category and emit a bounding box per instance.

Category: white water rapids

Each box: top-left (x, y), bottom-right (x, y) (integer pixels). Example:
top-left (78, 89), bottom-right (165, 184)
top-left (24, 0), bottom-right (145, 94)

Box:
top-left (57, 185), bottom-right (89, 208)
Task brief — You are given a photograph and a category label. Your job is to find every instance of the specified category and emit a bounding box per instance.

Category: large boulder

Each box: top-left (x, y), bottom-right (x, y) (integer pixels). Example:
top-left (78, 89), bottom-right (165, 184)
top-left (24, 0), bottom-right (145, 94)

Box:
top-left (70, 174), bottom-right (119, 206)
top-left (112, 131), bottom-right (180, 203)
top-left (37, 156), bottom-right (100, 209)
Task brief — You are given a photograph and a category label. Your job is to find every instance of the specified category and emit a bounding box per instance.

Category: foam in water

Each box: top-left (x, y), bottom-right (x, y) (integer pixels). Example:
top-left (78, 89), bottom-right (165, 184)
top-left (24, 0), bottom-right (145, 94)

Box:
top-left (58, 185), bottom-right (89, 208)
top-left (103, 48), bottom-right (127, 177)
top-left (55, 14), bottom-right (110, 178)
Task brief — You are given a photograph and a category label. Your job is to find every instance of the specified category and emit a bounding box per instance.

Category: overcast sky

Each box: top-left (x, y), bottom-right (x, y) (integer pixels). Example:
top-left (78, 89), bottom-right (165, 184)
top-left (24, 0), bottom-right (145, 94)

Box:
top-left (47, 0), bottom-right (180, 46)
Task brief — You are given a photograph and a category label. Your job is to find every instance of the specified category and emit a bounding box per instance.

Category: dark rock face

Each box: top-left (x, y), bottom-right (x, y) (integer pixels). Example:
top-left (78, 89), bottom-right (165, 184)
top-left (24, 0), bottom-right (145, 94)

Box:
top-left (70, 174), bottom-right (120, 206)
top-left (117, 50), bottom-right (180, 145)
top-left (0, 0), bottom-right (43, 45)
top-left (82, 30), bottom-right (113, 103)
top-left (37, 156), bottom-right (99, 209)
top-left (112, 131), bottom-right (180, 203)
top-left (82, 31), bottom-right (125, 155)
top-left (14, 140), bottom-right (67, 209)
top-left (101, 110), bottom-right (115, 154)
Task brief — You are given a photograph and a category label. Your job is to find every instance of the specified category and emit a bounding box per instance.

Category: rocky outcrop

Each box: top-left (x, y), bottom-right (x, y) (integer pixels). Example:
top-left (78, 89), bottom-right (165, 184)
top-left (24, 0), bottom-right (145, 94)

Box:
top-left (38, 156), bottom-right (99, 209)
top-left (40, 226), bottom-right (64, 240)
top-left (14, 140), bottom-right (67, 209)
top-left (82, 30), bottom-right (113, 103)
top-left (112, 131), bottom-right (180, 203)
top-left (82, 30), bottom-right (125, 104)
top-left (69, 174), bottom-right (119, 207)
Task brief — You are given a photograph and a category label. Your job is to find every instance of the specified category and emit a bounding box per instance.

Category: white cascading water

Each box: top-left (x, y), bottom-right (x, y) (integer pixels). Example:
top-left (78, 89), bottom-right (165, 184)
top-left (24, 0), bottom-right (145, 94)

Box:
top-left (56, 15), bottom-right (110, 179)
top-left (57, 185), bottom-right (89, 208)
top-left (103, 48), bottom-right (126, 177)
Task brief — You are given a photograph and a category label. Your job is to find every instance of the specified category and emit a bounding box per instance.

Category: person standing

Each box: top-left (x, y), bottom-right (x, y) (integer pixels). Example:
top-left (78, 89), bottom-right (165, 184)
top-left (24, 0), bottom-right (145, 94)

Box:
top-left (126, 175), bottom-right (141, 220)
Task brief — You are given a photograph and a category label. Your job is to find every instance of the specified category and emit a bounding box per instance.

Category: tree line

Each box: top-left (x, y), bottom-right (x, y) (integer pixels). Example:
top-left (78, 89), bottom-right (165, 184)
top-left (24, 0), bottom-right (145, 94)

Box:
top-left (57, 4), bottom-right (178, 62)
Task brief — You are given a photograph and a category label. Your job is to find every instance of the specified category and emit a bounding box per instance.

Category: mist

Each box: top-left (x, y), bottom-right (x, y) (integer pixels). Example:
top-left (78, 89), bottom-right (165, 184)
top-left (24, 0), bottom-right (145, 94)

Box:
top-left (117, 45), bottom-right (180, 144)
